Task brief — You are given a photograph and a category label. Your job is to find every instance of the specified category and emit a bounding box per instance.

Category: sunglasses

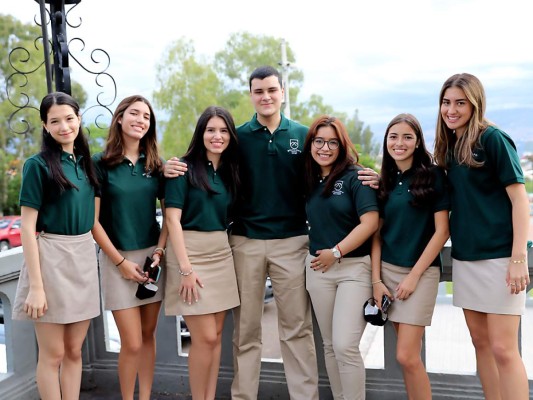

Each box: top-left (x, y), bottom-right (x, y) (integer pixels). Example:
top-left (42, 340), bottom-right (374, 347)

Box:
top-left (363, 295), bottom-right (391, 326)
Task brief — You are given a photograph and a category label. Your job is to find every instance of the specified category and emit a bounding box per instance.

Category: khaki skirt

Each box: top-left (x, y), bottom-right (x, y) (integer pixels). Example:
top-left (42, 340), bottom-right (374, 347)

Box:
top-left (165, 230), bottom-right (240, 316)
top-left (100, 246), bottom-right (165, 311)
top-left (12, 231), bottom-right (100, 324)
top-left (453, 258), bottom-right (525, 315)
top-left (381, 261), bottom-right (440, 326)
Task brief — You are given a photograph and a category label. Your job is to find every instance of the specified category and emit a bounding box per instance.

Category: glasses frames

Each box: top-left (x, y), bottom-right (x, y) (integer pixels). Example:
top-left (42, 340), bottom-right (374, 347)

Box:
top-left (312, 137), bottom-right (340, 150)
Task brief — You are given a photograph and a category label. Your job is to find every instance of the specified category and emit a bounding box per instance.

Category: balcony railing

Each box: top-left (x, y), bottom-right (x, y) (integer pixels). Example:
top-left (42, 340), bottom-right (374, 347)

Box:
top-left (1, 246), bottom-right (532, 399)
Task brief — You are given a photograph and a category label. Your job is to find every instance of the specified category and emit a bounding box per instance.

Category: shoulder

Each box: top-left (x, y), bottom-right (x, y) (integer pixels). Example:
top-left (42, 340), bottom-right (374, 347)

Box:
top-left (480, 125), bottom-right (516, 147)
top-left (23, 154), bottom-right (47, 169)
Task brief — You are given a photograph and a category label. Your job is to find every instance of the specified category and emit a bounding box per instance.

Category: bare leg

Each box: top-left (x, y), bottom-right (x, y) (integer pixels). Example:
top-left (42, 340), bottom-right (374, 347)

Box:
top-left (34, 323), bottom-right (66, 400)
top-left (60, 320), bottom-right (91, 400)
top-left (113, 307), bottom-right (143, 400)
top-left (138, 301), bottom-right (162, 400)
top-left (185, 313), bottom-right (221, 399)
top-left (487, 314), bottom-right (529, 400)
top-left (463, 309), bottom-right (501, 400)
top-left (394, 322), bottom-right (431, 400)
top-left (205, 311), bottom-right (226, 400)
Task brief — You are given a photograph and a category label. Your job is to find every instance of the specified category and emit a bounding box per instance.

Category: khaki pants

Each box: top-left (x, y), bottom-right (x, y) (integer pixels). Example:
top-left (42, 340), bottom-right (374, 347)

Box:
top-left (306, 254), bottom-right (372, 400)
top-left (230, 235), bottom-right (319, 400)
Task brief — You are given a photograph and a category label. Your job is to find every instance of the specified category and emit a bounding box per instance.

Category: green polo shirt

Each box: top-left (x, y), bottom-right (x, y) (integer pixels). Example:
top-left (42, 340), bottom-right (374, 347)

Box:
top-left (447, 126), bottom-right (524, 261)
top-left (165, 161), bottom-right (232, 231)
top-left (380, 166), bottom-right (449, 268)
top-left (93, 152), bottom-right (164, 251)
top-left (231, 113), bottom-right (308, 239)
top-left (306, 167), bottom-right (379, 257)
top-left (19, 153), bottom-right (95, 235)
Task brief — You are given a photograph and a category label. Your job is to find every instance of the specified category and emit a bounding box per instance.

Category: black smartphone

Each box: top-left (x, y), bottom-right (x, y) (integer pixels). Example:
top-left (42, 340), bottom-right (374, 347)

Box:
top-left (381, 294), bottom-right (392, 314)
top-left (143, 257), bottom-right (161, 283)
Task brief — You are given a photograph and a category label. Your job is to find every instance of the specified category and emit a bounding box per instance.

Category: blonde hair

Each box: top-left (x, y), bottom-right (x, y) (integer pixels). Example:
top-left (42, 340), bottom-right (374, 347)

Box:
top-left (434, 73), bottom-right (491, 168)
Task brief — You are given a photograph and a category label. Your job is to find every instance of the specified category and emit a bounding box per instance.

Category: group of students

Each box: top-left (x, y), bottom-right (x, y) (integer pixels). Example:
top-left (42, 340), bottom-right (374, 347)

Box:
top-left (9, 65), bottom-right (530, 400)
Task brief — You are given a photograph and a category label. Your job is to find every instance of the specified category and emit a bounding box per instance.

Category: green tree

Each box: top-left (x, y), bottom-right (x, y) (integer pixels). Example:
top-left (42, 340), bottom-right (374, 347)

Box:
top-left (153, 32), bottom-right (380, 167)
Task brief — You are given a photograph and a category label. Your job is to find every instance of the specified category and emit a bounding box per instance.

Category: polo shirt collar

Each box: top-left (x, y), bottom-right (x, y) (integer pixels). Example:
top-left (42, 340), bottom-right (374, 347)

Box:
top-left (61, 151), bottom-right (83, 163)
top-left (250, 113), bottom-right (290, 133)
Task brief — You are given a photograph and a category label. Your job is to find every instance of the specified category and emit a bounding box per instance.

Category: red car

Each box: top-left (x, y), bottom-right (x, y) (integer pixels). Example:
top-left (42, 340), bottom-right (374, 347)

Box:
top-left (0, 216), bottom-right (22, 252)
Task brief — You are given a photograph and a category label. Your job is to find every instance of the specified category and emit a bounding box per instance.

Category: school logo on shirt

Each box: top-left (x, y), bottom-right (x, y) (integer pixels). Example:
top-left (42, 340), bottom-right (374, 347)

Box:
top-left (143, 169), bottom-right (153, 178)
top-left (287, 139), bottom-right (301, 154)
top-left (332, 180), bottom-right (344, 195)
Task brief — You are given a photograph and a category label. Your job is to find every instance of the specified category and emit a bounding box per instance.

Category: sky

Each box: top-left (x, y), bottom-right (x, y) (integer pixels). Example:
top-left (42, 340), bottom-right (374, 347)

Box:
top-left (5, 0), bottom-right (533, 149)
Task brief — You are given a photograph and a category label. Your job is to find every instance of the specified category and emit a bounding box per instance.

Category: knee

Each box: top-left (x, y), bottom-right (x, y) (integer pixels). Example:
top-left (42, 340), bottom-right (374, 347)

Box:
top-left (491, 341), bottom-right (518, 367)
top-left (141, 326), bottom-right (157, 344)
top-left (120, 337), bottom-right (143, 356)
top-left (396, 349), bottom-right (422, 372)
top-left (40, 348), bottom-right (65, 368)
top-left (63, 343), bottom-right (83, 362)
top-left (196, 333), bottom-right (219, 350)
top-left (469, 329), bottom-right (491, 351)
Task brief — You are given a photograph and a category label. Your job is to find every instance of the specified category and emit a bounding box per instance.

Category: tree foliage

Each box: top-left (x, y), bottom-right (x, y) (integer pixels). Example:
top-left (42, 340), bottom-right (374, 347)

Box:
top-left (154, 32), bottom-right (379, 164)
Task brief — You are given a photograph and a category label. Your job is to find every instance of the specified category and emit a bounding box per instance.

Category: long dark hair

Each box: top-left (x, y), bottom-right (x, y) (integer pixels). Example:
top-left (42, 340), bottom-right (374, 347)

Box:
top-left (39, 92), bottom-right (99, 192)
top-left (102, 95), bottom-right (163, 173)
top-left (378, 113), bottom-right (435, 207)
top-left (182, 106), bottom-right (240, 199)
top-left (303, 115), bottom-right (360, 196)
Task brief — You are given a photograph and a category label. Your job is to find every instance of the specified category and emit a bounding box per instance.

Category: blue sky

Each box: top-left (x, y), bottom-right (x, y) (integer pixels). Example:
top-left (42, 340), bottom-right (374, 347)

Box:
top-left (6, 0), bottom-right (533, 150)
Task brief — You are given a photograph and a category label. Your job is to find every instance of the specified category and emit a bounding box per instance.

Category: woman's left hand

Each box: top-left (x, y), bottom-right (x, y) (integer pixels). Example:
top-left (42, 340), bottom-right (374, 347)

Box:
top-left (310, 250), bottom-right (335, 273)
top-left (507, 261), bottom-right (529, 294)
top-left (395, 272), bottom-right (420, 300)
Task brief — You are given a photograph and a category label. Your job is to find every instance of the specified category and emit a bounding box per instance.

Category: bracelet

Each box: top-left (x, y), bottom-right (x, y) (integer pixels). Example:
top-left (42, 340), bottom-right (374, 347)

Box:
top-left (179, 267), bottom-right (193, 276)
top-left (116, 257), bottom-right (126, 267)
top-left (371, 279), bottom-right (382, 285)
top-left (511, 259), bottom-right (526, 264)
top-left (336, 244), bottom-right (343, 257)
top-left (152, 247), bottom-right (165, 257)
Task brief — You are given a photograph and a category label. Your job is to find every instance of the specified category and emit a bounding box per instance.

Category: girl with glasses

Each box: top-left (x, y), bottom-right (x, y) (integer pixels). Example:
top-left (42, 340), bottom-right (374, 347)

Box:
top-left (303, 115), bottom-right (379, 400)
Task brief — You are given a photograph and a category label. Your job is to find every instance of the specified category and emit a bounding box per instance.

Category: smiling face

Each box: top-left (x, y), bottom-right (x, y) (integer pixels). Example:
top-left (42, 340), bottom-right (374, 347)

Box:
top-left (119, 101), bottom-right (151, 142)
top-left (43, 104), bottom-right (81, 153)
top-left (440, 86), bottom-right (474, 138)
top-left (311, 125), bottom-right (340, 176)
top-left (386, 121), bottom-right (419, 171)
top-left (203, 116), bottom-right (230, 161)
top-left (250, 75), bottom-right (284, 121)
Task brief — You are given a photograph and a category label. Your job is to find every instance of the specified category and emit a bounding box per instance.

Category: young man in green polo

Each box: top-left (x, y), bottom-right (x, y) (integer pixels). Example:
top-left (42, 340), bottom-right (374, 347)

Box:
top-left (229, 66), bottom-right (319, 400)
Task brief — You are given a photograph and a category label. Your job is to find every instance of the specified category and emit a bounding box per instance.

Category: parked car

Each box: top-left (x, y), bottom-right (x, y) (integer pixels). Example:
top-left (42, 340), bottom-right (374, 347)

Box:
top-left (0, 216), bottom-right (22, 252)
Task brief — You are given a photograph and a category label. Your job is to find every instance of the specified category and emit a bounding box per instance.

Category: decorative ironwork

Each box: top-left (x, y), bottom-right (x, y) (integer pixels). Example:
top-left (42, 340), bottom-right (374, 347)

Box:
top-left (5, 0), bottom-right (117, 137)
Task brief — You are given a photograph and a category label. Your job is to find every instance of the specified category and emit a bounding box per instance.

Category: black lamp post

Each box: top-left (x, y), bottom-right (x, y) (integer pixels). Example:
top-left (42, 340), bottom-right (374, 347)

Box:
top-left (36, 0), bottom-right (82, 94)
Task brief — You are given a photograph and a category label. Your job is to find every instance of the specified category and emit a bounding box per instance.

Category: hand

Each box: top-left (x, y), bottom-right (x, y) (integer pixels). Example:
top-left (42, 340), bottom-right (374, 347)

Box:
top-left (310, 249), bottom-right (336, 273)
top-left (358, 168), bottom-right (380, 189)
top-left (117, 259), bottom-right (147, 283)
top-left (24, 288), bottom-right (48, 319)
top-left (395, 272), bottom-right (420, 300)
top-left (164, 157), bottom-right (188, 178)
top-left (507, 261), bottom-right (529, 294)
top-left (179, 270), bottom-right (204, 305)
top-left (372, 282), bottom-right (393, 310)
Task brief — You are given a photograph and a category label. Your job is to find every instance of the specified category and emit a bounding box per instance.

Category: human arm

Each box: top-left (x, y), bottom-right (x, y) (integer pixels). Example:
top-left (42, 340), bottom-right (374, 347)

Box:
top-left (166, 207), bottom-right (203, 304)
top-left (505, 183), bottom-right (530, 294)
top-left (357, 167), bottom-right (380, 189)
top-left (163, 157), bottom-right (188, 178)
top-left (370, 219), bottom-right (393, 309)
top-left (311, 211), bottom-right (379, 272)
top-left (20, 206), bottom-right (48, 319)
top-left (91, 197), bottom-right (146, 283)
top-left (150, 200), bottom-right (168, 268)
top-left (395, 210), bottom-right (450, 300)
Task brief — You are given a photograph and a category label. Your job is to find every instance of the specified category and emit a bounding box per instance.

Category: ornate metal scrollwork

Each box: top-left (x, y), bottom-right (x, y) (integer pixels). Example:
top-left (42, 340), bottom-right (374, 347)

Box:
top-left (5, 0), bottom-right (117, 137)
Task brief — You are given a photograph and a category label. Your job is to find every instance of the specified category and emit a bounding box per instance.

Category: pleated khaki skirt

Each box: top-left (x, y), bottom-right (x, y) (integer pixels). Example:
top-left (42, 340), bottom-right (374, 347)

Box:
top-left (100, 246), bottom-right (165, 311)
top-left (381, 261), bottom-right (440, 326)
top-left (165, 230), bottom-right (240, 316)
top-left (12, 231), bottom-right (100, 324)
top-left (453, 257), bottom-right (526, 315)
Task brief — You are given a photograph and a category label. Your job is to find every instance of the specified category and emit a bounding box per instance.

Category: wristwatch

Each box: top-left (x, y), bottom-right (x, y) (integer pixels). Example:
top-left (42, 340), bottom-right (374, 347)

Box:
top-left (331, 245), bottom-right (342, 259)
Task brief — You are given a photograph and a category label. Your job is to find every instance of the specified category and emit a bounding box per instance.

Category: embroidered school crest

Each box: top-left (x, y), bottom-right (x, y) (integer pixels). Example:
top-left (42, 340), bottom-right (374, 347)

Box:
top-left (332, 180), bottom-right (344, 195)
top-left (287, 139), bottom-right (301, 154)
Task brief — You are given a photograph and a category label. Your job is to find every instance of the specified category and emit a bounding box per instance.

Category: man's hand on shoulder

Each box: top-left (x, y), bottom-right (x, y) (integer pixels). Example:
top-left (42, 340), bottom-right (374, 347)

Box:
top-left (164, 157), bottom-right (188, 178)
top-left (358, 167), bottom-right (380, 190)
